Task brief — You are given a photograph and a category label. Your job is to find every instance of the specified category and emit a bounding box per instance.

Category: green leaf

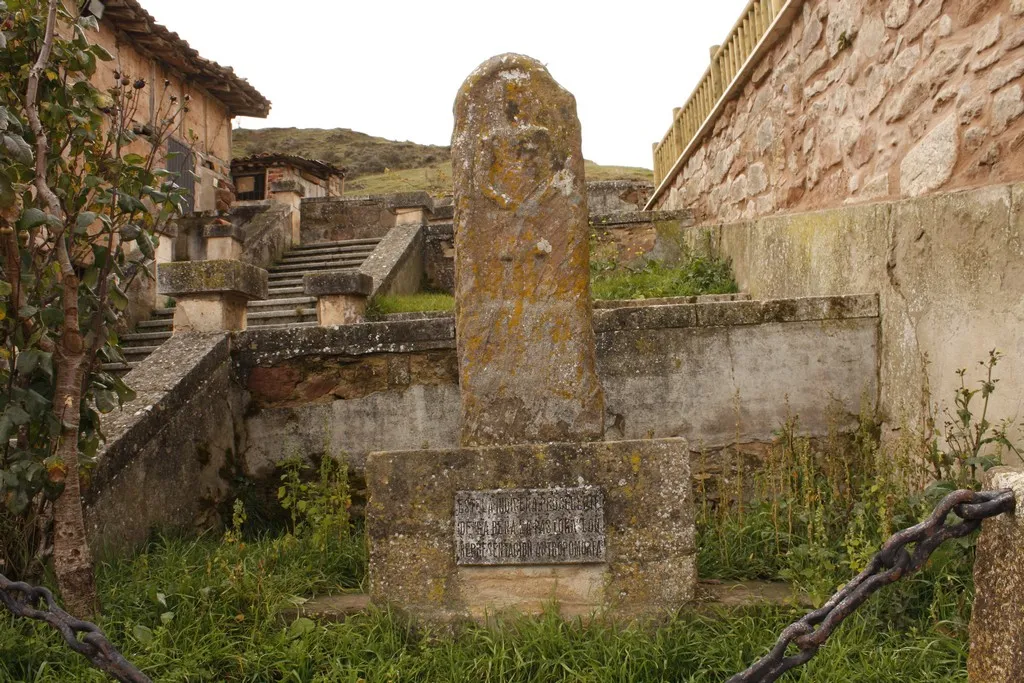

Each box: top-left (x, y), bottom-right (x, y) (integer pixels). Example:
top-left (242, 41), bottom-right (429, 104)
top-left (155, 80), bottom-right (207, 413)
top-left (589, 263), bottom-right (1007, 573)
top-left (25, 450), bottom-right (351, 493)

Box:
top-left (75, 211), bottom-right (97, 233)
top-left (288, 617), bottom-right (316, 639)
top-left (109, 285), bottom-right (128, 311)
top-left (132, 624), bottom-right (154, 645)
top-left (136, 233), bottom-right (154, 259)
top-left (0, 281), bottom-right (11, 296)
top-left (160, 611), bottom-right (174, 625)
top-left (18, 208), bottom-right (47, 231)
top-left (0, 171), bottom-right (15, 210)
top-left (1, 133), bottom-right (32, 165)
top-left (123, 153), bottom-right (145, 165)
top-left (89, 43), bottom-right (113, 61)
top-left (120, 223), bottom-right (141, 241)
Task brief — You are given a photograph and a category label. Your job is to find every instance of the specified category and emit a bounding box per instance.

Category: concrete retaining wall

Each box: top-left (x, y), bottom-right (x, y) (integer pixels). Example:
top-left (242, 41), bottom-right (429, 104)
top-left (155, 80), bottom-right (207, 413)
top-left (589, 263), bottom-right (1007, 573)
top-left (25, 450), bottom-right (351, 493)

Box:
top-left (237, 295), bottom-right (878, 480)
top-left (655, 181), bottom-right (1024, 445)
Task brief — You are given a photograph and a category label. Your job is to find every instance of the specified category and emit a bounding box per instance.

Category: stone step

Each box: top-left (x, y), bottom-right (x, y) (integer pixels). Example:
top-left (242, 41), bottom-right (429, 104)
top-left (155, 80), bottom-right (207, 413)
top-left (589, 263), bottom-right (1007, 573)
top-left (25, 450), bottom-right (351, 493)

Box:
top-left (267, 285), bottom-right (305, 297)
top-left (279, 593), bottom-right (371, 624)
top-left (137, 318), bottom-right (174, 330)
top-left (290, 238), bottom-right (381, 251)
top-left (247, 320), bottom-right (319, 331)
top-left (247, 308), bottom-right (317, 322)
top-left (123, 345), bottom-right (160, 357)
top-left (281, 246), bottom-right (377, 260)
top-left (268, 267), bottom-right (357, 281)
top-left (101, 362), bottom-right (135, 374)
top-left (153, 308), bottom-right (176, 317)
top-left (279, 253), bottom-right (374, 267)
top-left (269, 259), bottom-right (365, 274)
top-left (248, 296), bottom-right (316, 309)
top-left (122, 330), bottom-right (172, 346)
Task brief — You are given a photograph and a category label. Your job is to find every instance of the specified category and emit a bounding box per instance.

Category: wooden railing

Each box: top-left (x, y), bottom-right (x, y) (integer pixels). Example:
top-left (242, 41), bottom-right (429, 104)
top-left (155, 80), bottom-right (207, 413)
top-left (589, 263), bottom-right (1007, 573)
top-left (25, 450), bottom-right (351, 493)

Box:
top-left (652, 0), bottom-right (790, 190)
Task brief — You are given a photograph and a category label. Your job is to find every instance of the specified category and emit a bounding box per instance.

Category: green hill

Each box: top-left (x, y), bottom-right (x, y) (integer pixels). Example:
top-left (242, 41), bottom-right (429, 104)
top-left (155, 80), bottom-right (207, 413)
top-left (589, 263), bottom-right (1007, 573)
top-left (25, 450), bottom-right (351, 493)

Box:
top-left (232, 127), bottom-right (652, 195)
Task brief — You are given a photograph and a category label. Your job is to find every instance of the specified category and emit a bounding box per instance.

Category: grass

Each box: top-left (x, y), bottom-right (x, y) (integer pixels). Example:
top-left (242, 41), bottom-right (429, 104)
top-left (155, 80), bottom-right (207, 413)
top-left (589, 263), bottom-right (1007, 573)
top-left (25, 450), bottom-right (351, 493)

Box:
top-left (367, 293), bottom-right (455, 318)
top-left (590, 258), bottom-right (738, 301)
top-left (0, 531), bottom-right (971, 683)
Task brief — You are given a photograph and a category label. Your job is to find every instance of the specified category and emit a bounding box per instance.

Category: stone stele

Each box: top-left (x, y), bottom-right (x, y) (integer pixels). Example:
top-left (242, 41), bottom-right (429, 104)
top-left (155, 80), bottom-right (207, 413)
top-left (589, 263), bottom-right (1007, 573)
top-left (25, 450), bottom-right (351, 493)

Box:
top-left (451, 53), bottom-right (604, 447)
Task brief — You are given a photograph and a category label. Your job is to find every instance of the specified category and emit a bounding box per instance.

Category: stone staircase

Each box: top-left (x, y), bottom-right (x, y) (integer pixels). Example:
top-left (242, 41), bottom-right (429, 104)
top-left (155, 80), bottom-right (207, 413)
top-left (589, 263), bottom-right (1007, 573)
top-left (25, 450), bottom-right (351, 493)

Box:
top-left (106, 237), bottom-right (382, 374)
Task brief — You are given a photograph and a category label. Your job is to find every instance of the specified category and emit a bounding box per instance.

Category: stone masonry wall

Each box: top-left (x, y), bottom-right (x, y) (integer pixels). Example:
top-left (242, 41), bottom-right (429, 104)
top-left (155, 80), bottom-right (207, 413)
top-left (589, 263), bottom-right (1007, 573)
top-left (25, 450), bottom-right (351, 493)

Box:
top-left (656, 181), bottom-right (1024, 448)
top-left (300, 197), bottom-right (396, 244)
top-left (654, 0), bottom-right (1024, 224)
top-left (237, 296), bottom-right (878, 483)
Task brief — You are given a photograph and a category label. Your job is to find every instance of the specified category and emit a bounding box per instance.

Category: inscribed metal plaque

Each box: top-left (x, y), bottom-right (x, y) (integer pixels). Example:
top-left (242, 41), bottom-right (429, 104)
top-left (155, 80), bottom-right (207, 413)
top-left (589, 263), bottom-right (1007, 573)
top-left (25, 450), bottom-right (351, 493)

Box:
top-left (454, 486), bottom-right (605, 566)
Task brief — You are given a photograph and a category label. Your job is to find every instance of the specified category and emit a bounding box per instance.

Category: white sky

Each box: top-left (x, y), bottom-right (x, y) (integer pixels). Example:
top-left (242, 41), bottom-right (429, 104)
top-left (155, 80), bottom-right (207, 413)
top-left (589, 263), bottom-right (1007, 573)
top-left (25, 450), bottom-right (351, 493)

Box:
top-left (140, 0), bottom-right (749, 169)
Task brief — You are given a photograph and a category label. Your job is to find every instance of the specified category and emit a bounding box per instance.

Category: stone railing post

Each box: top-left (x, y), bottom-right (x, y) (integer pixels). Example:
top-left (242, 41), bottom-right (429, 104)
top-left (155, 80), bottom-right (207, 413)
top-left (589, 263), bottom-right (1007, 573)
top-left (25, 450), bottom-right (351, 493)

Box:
top-left (968, 465), bottom-right (1024, 682)
top-left (157, 260), bottom-right (268, 333)
top-left (202, 220), bottom-right (245, 261)
top-left (268, 179), bottom-right (304, 246)
top-left (384, 191), bottom-right (433, 226)
top-left (303, 271), bottom-right (373, 326)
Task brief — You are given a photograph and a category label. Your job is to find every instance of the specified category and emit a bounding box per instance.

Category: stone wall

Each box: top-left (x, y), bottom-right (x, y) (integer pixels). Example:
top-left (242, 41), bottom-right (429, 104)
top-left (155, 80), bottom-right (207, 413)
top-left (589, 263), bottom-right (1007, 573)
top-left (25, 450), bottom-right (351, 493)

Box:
top-left (237, 295), bottom-right (878, 481)
top-left (587, 180), bottom-right (655, 213)
top-left (86, 334), bottom-right (247, 553)
top-left (656, 181), bottom-right (1024, 446)
top-left (300, 197), bottom-right (397, 244)
top-left (590, 210), bottom-right (694, 271)
top-left (653, 0), bottom-right (1024, 224)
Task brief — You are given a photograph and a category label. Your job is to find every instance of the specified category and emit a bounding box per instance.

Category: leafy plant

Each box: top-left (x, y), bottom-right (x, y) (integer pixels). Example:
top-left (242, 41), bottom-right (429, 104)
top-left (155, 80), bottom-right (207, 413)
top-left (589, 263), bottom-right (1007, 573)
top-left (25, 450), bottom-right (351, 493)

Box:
top-left (0, 0), bottom-right (188, 613)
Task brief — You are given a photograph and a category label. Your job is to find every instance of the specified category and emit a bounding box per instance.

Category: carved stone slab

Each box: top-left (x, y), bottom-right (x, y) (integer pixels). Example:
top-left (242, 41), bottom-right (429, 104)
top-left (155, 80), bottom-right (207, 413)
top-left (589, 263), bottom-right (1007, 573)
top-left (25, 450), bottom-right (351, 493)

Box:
top-left (454, 486), bottom-right (605, 566)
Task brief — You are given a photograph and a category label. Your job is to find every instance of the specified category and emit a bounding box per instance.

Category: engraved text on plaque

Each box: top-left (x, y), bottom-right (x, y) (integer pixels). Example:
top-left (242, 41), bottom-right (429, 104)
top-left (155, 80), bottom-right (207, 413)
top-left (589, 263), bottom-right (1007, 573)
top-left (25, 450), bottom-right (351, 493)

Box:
top-left (454, 486), bottom-right (606, 565)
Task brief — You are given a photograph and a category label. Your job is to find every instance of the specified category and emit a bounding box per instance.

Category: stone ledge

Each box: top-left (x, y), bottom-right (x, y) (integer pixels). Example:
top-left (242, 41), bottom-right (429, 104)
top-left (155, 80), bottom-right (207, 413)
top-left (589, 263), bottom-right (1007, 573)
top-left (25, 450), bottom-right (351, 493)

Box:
top-left (201, 221), bottom-right (246, 241)
top-left (158, 260), bottom-right (269, 300)
top-left (233, 294), bottom-right (878, 363)
top-left (304, 271), bottom-right (373, 297)
top-left (383, 191), bottom-right (434, 211)
top-left (87, 333), bottom-right (230, 505)
top-left (589, 209), bottom-right (694, 227)
top-left (269, 179), bottom-right (305, 196)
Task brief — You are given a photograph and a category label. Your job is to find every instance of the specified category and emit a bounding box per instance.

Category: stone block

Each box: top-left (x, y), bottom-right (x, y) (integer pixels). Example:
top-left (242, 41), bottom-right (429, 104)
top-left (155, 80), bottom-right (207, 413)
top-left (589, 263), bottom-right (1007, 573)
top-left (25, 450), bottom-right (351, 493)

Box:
top-left (317, 295), bottom-right (368, 327)
top-left (366, 438), bottom-right (695, 622)
top-left (158, 260), bottom-right (268, 333)
top-left (303, 271), bottom-right (373, 297)
top-left (269, 178), bottom-right (305, 196)
top-left (157, 260), bottom-right (268, 300)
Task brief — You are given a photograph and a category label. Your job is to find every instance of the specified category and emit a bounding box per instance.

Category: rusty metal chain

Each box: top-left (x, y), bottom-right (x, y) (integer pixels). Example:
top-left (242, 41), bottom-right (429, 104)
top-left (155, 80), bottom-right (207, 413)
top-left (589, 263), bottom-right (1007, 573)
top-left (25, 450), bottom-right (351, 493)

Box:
top-left (0, 572), bottom-right (151, 683)
top-left (727, 488), bottom-right (1015, 683)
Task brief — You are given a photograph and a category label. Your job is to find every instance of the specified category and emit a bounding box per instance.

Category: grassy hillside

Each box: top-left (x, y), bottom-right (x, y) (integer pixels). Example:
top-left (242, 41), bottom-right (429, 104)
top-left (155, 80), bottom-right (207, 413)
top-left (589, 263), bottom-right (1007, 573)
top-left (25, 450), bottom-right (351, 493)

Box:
top-left (232, 127), bottom-right (652, 195)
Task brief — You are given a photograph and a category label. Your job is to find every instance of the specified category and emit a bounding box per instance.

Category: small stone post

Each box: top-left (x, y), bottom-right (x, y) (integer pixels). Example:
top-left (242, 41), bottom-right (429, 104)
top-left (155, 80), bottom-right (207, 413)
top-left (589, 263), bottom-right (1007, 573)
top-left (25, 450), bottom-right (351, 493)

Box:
top-left (157, 260), bottom-right (268, 333)
top-left (202, 220), bottom-right (245, 261)
top-left (968, 465), bottom-right (1024, 682)
top-left (451, 53), bottom-right (604, 447)
top-left (385, 192), bottom-right (433, 226)
top-left (268, 178), bottom-right (304, 246)
top-left (304, 271), bottom-right (373, 326)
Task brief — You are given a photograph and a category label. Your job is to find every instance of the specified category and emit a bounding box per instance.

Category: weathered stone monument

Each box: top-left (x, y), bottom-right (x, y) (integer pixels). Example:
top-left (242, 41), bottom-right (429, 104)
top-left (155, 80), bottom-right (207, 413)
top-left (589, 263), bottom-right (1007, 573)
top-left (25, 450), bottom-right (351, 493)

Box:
top-left (366, 54), bottom-right (695, 621)
top-left (451, 54), bottom-right (604, 447)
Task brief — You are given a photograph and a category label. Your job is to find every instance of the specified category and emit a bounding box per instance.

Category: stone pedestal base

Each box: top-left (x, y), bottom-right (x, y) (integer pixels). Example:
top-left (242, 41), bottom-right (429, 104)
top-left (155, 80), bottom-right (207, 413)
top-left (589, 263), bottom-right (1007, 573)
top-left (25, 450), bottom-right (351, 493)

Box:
top-left (172, 294), bottom-right (249, 333)
top-left (157, 260), bottom-right (268, 334)
top-left (304, 270), bottom-right (373, 327)
top-left (366, 438), bottom-right (694, 622)
top-left (317, 294), bottom-right (367, 326)
top-left (206, 235), bottom-right (243, 260)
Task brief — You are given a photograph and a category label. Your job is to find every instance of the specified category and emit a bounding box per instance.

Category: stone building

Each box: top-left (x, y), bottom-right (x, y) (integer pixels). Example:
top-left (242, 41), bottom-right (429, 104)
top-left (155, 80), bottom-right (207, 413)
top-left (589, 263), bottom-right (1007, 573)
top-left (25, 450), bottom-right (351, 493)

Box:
top-left (75, 0), bottom-right (270, 212)
top-left (232, 154), bottom-right (347, 202)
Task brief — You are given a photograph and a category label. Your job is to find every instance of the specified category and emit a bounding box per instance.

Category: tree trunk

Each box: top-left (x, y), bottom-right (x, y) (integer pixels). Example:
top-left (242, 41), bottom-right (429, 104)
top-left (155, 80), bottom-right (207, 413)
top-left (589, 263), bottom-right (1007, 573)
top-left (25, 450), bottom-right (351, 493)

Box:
top-left (51, 269), bottom-right (98, 618)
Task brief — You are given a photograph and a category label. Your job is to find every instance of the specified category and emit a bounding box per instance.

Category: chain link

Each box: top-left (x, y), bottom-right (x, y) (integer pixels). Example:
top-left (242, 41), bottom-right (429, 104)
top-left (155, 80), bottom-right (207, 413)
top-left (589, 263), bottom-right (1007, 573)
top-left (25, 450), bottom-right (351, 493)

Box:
top-left (0, 572), bottom-right (151, 683)
top-left (727, 488), bottom-right (1015, 683)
